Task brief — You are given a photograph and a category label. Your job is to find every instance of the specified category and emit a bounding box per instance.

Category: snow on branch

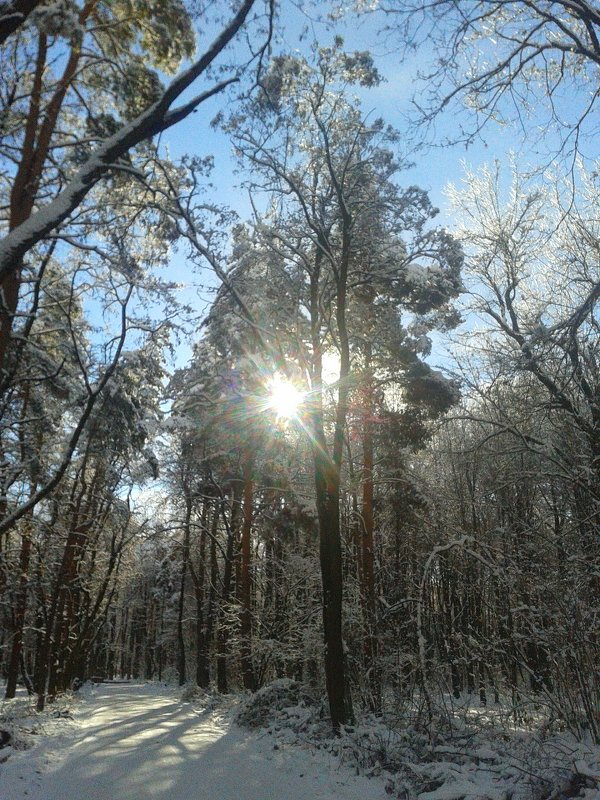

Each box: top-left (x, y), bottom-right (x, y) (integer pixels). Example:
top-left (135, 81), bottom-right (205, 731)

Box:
top-left (0, 0), bottom-right (260, 282)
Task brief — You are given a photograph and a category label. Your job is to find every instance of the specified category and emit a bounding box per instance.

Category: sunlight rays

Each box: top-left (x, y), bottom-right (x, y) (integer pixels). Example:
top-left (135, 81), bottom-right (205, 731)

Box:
top-left (266, 375), bottom-right (305, 419)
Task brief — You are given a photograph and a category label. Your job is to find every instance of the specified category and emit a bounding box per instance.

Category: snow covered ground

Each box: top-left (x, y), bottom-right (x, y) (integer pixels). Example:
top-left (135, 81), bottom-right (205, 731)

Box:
top-left (233, 682), bottom-right (600, 800)
top-left (0, 682), bottom-right (386, 800)
top-left (1, 681), bottom-right (599, 800)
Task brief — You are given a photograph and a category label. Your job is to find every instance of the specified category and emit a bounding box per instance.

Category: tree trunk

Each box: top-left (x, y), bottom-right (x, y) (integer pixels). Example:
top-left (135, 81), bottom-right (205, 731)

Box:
top-left (360, 302), bottom-right (381, 713)
top-left (204, 502), bottom-right (220, 685)
top-left (177, 491), bottom-right (192, 686)
top-left (308, 247), bottom-right (353, 730)
top-left (239, 451), bottom-right (256, 691)
top-left (216, 481), bottom-right (242, 693)
top-left (191, 498), bottom-right (210, 688)
top-left (4, 521), bottom-right (32, 698)
top-left (312, 429), bottom-right (351, 730)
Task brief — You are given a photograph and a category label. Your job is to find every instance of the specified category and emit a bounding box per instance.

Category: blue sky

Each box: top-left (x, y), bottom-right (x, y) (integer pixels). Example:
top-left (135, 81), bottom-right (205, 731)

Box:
top-left (161, 10), bottom-right (516, 217)
top-left (153, 7), bottom-right (559, 370)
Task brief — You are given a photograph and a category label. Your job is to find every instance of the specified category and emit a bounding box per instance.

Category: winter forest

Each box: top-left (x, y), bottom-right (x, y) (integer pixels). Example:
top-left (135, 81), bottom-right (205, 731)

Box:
top-left (0, 1), bottom-right (599, 798)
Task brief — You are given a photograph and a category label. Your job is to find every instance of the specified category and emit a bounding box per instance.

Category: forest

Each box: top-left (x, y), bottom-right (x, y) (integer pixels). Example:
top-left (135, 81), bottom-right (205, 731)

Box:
top-left (0, 0), bottom-right (598, 790)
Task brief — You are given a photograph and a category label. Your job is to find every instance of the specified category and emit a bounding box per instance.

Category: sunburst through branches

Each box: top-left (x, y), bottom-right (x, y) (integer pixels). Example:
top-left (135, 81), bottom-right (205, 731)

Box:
top-left (266, 375), bottom-right (305, 420)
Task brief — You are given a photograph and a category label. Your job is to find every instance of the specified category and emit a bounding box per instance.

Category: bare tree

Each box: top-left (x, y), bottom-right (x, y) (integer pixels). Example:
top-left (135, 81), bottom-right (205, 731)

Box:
top-left (377, 0), bottom-right (600, 160)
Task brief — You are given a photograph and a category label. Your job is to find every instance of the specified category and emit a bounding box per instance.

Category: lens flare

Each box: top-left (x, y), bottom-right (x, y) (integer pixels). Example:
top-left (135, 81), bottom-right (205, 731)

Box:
top-left (267, 376), bottom-right (304, 419)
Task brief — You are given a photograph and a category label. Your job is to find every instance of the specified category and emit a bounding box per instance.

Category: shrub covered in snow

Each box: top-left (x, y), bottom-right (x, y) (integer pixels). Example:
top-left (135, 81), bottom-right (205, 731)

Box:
top-left (235, 682), bottom-right (600, 800)
top-left (235, 679), bottom-right (318, 729)
top-left (0, 692), bottom-right (76, 760)
top-left (180, 683), bottom-right (204, 703)
top-left (180, 683), bottom-right (228, 718)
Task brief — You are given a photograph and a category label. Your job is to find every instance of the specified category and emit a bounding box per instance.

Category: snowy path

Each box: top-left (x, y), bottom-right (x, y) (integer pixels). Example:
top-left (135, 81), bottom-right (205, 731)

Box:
top-left (1, 683), bottom-right (385, 800)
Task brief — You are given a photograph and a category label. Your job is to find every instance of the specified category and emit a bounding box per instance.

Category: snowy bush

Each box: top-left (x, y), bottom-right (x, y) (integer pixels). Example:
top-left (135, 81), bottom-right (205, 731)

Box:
top-left (336, 717), bottom-right (600, 800)
top-left (235, 679), bottom-right (317, 729)
top-left (0, 693), bottom-right (76, 757)
top-left (180, 683), bottom-right (203, 703)
top-left (77, 681), bottom-right (98, 700)
top-left (236, 684), bottom-right (600, 799)
top-left (0, 696), bottom-right (41, 752)
top-left (180, 683), bottom-right (225, 717)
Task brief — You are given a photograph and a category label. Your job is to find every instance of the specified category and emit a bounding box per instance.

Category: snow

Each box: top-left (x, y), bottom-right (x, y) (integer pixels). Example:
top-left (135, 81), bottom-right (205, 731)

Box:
top-left (2, 682), bottom-right (599, 800)
top-left (0, 683), bottom-right (386, 800)
top-left (30, 0), bottom-right (83, 41)
top-left (405, 263), bottom-right (430, 285)
top-left (235, 686), bottom-right (600, 800)
top-left (574, 760), bottom-right (600, 780)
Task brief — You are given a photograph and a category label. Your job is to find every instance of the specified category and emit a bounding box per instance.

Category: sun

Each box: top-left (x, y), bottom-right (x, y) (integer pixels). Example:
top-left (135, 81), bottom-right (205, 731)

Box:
top-left (267, 376), bottom-right (304, 419)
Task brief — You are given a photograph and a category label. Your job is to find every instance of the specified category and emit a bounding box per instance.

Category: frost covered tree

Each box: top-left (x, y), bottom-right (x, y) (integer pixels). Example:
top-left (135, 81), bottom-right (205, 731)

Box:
top-left (448, 162), bottom-right (600, 558)
top-left (224, 42), bottom-right (462, 727)
top-left (413, 162), bottom-right (600, 738)
top-left (2, 327), bottom-right (166, 706)
top-left (0, 0), bottom-right (272, 372)
top-left (375, 0), bottom-right (600, 160)
top-left (0, 0), bottom-right (275, 636)
top-left (166, 218), bottom-right (319, 689)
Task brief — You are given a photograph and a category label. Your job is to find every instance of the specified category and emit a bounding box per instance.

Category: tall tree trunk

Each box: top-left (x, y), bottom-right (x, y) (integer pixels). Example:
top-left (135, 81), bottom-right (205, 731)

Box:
top-left (308, 250), bottom-right (353, 730)
top-left (204, 502), bottom-right (220, 684)
top-left (177, 490), bottom-right (192, 686)
top-left (359, 292), bottom-right (381, 712)
top-left (361, 395), bottom-right (380, 711)
top-left (239, 451), bottom-right (256, 691)
top-left (216, 481), bottom-right (242, 693)
top-left (312, 440), bottom-right (348, 729)
top-left (4, 519), bottom-right (32, 698)
top-left (191, 497), bottom-right (209, 688)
